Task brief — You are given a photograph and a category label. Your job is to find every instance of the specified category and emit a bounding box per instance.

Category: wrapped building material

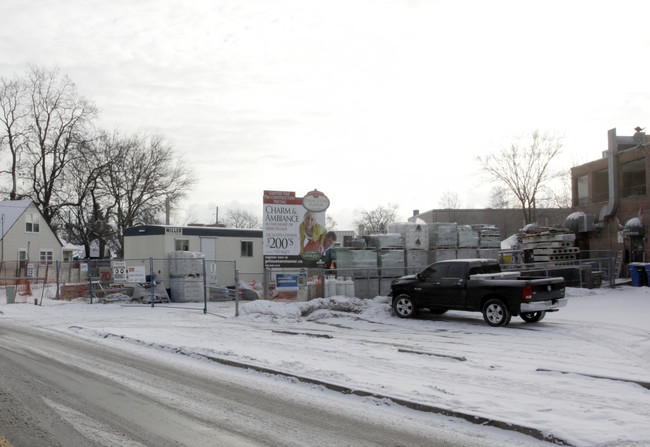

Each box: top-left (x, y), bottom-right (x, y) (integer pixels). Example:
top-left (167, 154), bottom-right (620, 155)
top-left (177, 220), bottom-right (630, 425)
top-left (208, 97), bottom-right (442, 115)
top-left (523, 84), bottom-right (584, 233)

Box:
top-left (406, 249), bottom-right (429, 269)
top-left (366, 233), bottom-right (404, 249)
top-left (169, 274), bottom-right (204, 302)
top-left (388, 222), bottom-right (429, 250)
top-left (428, 223), bottom-right (458, 248)
top-left (350, 250), bottom-right (379, 277)
top-left (169, 251), bottom-right (204, 276)
top-left (334, 249), bottom-right (378, 278)
top-left (458, 225), bottom-right (479, 248)
top-left (378, 250), bottom-right (405, 277)
top-left (457, 248), bottom-right (479, 259)
top-left (429, 249), bottom-right (457, 263)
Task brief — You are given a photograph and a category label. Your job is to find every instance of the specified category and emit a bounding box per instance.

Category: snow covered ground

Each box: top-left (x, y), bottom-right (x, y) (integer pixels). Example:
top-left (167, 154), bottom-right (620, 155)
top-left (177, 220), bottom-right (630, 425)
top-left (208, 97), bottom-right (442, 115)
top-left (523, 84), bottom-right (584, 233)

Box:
top-left (2, 285), bottom-right (650, 446)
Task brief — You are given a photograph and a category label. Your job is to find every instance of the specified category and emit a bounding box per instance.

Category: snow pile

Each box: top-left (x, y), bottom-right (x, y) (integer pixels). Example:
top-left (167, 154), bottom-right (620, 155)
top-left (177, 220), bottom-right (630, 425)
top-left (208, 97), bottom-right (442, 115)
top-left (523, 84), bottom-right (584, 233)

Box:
top-left (240, 296), bottom-right (377, 321)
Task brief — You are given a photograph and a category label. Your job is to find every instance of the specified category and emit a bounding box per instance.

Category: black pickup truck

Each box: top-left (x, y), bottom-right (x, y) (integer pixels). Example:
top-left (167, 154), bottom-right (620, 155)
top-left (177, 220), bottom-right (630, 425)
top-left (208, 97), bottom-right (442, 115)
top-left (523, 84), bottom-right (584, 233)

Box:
top-left (390, 259), bottom-right (567, 326)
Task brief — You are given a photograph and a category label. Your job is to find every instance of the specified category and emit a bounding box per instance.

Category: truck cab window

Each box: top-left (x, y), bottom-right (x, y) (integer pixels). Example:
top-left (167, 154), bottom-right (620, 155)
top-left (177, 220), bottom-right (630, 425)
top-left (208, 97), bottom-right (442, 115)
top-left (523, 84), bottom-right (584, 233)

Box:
top-left (446, 263), bottom-right (465, 279)
top-left (421, 265), bottom-right (444, 280)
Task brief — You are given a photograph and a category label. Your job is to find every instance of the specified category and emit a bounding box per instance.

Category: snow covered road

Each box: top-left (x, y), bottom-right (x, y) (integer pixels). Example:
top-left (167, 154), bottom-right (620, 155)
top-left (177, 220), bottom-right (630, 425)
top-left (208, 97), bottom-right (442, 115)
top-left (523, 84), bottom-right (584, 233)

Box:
top-left (2, 285), bottom-right (649, 446)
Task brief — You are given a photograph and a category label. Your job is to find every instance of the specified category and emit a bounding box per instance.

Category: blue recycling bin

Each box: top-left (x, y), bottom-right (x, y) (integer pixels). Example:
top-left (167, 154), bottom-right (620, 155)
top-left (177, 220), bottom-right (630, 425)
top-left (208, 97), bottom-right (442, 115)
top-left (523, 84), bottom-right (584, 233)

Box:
top-left (629, 263), bottom-right (647, 287)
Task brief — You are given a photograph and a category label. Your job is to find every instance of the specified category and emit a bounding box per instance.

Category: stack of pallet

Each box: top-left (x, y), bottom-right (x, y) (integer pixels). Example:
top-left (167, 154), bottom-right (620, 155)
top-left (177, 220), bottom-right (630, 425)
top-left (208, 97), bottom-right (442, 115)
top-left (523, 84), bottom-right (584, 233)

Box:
top-left (472, 224), bottom-right (501, 248)
top-left (520, 231), bottom-right (578, 264)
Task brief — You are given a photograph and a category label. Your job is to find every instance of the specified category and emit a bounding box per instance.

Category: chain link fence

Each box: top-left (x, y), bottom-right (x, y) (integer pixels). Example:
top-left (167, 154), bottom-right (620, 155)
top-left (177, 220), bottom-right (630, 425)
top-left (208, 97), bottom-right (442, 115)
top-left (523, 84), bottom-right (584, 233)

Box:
top-left (1, 251), bottom-right (617, 309)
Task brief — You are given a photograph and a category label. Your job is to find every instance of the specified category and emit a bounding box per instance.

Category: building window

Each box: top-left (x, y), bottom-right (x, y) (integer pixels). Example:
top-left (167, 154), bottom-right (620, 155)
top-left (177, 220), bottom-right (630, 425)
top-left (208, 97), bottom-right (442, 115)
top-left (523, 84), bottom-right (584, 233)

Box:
top-left (25, 213), bottom-right (40, 233)
top-left (241, 240), bottom-right (253, 257)
top-left (175, 239), bottom-right (190, 251)
top-left (621, 158), bottom-right (646, 197)
top-left (575, 175), bottom-right (589, 206)
top-left (593, 169), bottom-right (609, 203)
top-left (40, 250), bottom-right (53, 263)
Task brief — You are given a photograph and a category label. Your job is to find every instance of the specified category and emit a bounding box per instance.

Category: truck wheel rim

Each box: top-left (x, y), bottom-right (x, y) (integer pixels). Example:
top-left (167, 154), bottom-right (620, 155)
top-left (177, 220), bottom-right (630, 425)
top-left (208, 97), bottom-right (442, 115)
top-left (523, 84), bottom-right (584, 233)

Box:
top-left (396, 299), bottom-right (412, 315)
top-left (486, 304), bottom-right (503, 323)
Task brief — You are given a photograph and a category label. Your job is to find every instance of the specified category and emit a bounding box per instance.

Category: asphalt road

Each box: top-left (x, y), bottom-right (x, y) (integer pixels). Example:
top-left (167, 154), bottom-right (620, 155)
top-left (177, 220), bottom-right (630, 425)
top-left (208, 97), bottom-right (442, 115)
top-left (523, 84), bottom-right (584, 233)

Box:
top-left (0, 321), bottom-right (504, 447)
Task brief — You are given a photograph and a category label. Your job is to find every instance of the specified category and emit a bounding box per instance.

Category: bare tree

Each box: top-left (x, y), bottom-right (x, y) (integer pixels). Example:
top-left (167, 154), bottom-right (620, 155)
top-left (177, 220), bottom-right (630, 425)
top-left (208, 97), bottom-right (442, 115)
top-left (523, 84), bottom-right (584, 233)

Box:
top-left (478, 130), bottom-right (563, 224)
top-left (225, 209), bottom-right (260, 229)
top-left (22, 66), bottom-right (98, 224)
top-left (439, 190), bottom-right (461, 209)
top-left (488, 186), bottom-right (513, 209)
top-left (540, 179), bottom-right (571, 209)
top-left (438, 190), bottom-right (461, 221)
top-left (101, 132), bottom-right (196, 256)
top-left (0, 75), bottom-right (29, 200)
top-left (355, 204), bottom-right (398, 234)
top-left (60, 134), bottom-right (114, 258)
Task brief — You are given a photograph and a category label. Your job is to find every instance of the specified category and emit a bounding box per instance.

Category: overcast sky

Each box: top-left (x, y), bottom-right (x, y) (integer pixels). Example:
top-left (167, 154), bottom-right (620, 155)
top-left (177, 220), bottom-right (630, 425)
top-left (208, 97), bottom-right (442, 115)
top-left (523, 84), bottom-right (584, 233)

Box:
top-left (1, 0), bottom-right (649, 230)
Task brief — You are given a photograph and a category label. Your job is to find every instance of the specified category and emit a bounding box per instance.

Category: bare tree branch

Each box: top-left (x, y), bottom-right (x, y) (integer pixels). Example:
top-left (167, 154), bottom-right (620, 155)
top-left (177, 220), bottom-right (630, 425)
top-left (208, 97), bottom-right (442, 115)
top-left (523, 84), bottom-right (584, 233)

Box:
top-left (225, 209), bottom-right (261, 229)
top-left (478, 130), bottom-right (563, 224)
top-left (355, 204), bottom-right (399, 234)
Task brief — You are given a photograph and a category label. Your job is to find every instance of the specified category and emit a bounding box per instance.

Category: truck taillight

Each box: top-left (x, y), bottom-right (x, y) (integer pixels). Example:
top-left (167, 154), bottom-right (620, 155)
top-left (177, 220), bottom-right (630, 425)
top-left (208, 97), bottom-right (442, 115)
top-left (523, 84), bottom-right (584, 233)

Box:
top-left (523, 286), bottom-right (533, 300)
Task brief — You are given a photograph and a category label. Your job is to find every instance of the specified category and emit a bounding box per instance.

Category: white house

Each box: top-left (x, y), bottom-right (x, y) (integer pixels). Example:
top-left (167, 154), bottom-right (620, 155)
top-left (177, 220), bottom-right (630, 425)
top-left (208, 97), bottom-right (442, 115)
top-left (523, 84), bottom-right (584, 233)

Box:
top-left (0, 200), bottom-right (66, 264)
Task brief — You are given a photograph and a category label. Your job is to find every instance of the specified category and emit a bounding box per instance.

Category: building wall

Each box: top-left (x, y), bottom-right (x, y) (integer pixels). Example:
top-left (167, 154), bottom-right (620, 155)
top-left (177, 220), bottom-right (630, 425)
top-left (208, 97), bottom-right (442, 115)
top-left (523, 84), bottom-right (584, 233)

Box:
top-left (570, 142), bottom-right (649, 265)
top-left (416, 208), bottom-right (571, 239)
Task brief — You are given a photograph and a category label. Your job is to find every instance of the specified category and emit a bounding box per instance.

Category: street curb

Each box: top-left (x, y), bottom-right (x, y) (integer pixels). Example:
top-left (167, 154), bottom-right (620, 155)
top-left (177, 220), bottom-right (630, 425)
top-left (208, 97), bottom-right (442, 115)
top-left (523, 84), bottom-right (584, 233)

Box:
top-left (199, 352), bottom-right (573, 446)
top-left (83, 328), bottom-right (573, 446)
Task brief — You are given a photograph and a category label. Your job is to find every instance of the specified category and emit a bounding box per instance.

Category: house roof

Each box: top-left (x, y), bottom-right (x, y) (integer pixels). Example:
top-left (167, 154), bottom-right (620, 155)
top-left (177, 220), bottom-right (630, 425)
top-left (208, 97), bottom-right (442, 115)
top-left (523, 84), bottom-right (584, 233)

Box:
top-left (0, 200), bottom-right (32, 238)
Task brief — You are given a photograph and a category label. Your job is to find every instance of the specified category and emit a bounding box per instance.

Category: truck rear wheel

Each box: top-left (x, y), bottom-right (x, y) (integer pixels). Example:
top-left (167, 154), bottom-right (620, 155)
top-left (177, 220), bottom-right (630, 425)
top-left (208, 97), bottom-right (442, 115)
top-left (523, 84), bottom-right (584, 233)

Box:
top-left (393, 294), bottom-right (417, 318)
top-left (482, 299), bottom-right (511, 327)
top-left (521, 311), bottom-right (546, 323)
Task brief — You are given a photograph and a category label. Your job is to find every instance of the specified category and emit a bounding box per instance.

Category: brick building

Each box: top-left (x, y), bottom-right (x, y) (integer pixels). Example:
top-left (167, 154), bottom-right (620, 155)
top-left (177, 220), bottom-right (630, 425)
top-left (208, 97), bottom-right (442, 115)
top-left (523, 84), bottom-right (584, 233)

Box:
top-left (570, 128), bottom-right (649, 270)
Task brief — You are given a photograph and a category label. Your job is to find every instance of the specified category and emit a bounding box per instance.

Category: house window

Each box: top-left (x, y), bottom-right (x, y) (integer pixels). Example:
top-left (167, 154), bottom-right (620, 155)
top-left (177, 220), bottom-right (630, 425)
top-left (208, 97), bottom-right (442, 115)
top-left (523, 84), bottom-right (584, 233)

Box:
top-left (574, 175), bottom-right (588, 206)
top-left (241, 240), bottom-right (253, 257)
top-left (25, 213), bottom-right (40, 233)
top-left (40, 250), bottom-right (53, 263)
top-left (593, 169), bottom-right (609, 203)
top-left (621, 158), bottom-right (646, 197)
top-left (175, 239), bottom-right (190, 251)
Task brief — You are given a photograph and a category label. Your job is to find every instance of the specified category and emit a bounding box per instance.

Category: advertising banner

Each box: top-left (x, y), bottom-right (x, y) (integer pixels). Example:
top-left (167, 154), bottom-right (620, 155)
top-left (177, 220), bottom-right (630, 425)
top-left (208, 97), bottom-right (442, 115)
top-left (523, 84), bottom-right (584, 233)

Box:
top-left (263, 189), bottom-right (334, 268)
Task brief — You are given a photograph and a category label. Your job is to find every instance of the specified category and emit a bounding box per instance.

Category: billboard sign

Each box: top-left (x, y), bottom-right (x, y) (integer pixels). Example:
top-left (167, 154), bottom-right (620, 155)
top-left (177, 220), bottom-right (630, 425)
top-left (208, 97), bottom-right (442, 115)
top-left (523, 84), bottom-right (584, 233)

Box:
top-left (263, 189), bottom-right (333, 268)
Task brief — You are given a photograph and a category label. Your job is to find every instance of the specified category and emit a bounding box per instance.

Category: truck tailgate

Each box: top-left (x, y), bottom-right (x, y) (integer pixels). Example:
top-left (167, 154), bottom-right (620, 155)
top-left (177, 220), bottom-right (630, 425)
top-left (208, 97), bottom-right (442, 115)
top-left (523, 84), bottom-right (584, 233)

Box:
top-left (525, 277), bottom-right (566, 301)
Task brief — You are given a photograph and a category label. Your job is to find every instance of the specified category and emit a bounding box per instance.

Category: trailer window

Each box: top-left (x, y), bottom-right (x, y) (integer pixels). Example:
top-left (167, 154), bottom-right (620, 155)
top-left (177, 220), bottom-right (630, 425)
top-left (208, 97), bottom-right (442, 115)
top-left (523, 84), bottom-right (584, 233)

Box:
top-left (175, 239), bottom-right (189, 251)
top-left (241, 240), bottom-right (253, 257)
